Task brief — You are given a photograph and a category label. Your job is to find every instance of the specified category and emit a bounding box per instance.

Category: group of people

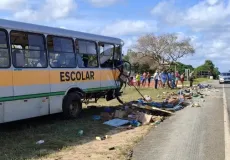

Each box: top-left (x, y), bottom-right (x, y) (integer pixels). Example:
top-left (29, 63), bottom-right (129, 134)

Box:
top-left (134, 70), bottom-right (189, 89)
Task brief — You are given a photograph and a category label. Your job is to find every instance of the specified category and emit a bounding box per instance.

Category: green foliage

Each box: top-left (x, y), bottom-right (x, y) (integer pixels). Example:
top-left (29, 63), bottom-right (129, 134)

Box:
top-left (169, 62), bottom-right (194, 74)
top-left (194, 60), bottom-right (220, 79)
top-left (124, 51), bottom-right (193, 74)
top-left (123, 54), bottom-right (129, 61)
top-left (130, 63), bottom-right (155, 74)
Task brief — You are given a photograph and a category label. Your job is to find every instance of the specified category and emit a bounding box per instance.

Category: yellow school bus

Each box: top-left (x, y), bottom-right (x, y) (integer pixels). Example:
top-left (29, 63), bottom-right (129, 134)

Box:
top-left (0, 19), bottom-right (130, 123)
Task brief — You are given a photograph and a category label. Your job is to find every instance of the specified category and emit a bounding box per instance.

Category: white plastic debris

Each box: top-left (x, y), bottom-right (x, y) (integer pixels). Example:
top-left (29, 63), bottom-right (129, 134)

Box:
top-left (144, 95), bottom-right (152, 102)
top-left (194, 103), bottom-right (201, 107)
top-left (36, 140), bottom-right (45, 144)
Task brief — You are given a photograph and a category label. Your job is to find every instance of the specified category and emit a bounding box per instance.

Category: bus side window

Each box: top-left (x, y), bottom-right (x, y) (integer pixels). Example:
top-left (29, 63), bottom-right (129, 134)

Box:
top-left (0, 30), bottom-right (10, 68)
top-left (75, 40), bottom-right (98, 68)
top-left (47, 36), bottom-right (76, 68)
top-left (10, 31), bottom-right (47, 68)
top-left (99, 43), bottom-right (114, 68)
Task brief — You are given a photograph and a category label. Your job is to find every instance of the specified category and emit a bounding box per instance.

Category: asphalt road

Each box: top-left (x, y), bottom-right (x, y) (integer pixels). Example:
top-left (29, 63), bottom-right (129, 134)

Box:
top-left (225, 83), bottom-right (230, 129)
top-left (133, 81), bottom-right (228, 160)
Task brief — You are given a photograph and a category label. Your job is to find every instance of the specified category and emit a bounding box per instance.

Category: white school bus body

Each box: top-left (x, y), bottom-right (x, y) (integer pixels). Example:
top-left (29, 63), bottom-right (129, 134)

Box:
top-left (0, 19), bottom-right (123, 123)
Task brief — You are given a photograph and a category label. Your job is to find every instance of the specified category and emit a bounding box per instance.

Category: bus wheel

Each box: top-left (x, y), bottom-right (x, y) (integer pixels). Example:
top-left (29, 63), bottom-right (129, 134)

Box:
top-left (63, 93), bottom-right (82, 119)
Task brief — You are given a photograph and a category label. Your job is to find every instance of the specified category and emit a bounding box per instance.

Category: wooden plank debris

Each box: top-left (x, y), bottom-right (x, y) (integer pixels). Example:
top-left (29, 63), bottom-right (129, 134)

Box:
top-left (131, 103), bottom-right (174, 115)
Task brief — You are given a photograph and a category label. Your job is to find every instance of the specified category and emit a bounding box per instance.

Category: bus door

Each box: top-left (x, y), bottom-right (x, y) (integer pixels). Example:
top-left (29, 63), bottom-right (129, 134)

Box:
top-left (0, 29), bottom-right (13, 123)
top-left (99, 43), bottom-right (117, 89)
top-left (75, 40), bottom-right (101, 91)
top-left (113, 45), bottom-right (131, 89)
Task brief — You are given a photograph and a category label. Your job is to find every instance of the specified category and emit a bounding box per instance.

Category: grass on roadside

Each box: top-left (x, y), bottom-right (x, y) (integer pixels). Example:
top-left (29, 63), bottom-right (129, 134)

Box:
top-left (184, 78), bottom-right (211, 86)
top-left (0, 87), bottom-right (177, 160)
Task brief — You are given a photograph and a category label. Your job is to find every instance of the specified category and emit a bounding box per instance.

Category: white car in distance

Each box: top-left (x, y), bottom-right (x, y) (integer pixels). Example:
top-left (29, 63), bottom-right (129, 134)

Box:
top-left (219, 72), bottom-right (230, 84)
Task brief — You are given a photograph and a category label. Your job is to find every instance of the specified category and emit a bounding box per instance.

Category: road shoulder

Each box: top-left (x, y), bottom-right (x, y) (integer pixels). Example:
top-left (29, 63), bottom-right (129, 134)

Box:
top-left (133, 86), bottom-right (225, 160)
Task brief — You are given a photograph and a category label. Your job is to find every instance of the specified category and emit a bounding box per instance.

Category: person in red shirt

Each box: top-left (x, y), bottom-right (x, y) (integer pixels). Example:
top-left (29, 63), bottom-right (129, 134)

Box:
top-left (180, 73), bottom-right (185, 88)
top-left (175, 71), bottom-right (180, 88)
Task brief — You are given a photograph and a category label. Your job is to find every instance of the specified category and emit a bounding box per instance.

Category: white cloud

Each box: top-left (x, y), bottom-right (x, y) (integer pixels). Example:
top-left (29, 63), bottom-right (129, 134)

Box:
top-left (207, 0), bottom-right (219, 5)
top-left (52, 18), bottom-right (104, 33)
top-left (151, 0), bottom-right (230, 71)
top-left (89, 0), bottom-right (120, 7)
top-left (101, 20), bottom-right (157, 36)
top-left (13, 0), bottom-right (77, 22)
top-left (151, 0), bottom-right (230, 30)
top-left (221, 60), bottom-right (230, 64)
top-left (122, 36), bottom-right (138, 53)
top-left (184, 0), bottom-right (230, 29)
top-left (0, 0), bottom-right (26, 11)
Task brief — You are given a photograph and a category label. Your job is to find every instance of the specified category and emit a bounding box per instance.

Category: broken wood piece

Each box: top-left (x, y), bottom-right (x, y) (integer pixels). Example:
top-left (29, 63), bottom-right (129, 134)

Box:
top-left (131, 104), bottom-right (174, 115)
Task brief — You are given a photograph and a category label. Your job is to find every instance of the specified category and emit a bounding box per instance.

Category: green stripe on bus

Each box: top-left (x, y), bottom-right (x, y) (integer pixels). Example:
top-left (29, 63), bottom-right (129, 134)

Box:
top-left (0, 86), bottom-right (118, 102)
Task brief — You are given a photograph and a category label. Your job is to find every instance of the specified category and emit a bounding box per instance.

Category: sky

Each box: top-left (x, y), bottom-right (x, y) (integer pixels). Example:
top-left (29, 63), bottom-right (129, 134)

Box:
top-left (0, 0), bottom-right (230, 72)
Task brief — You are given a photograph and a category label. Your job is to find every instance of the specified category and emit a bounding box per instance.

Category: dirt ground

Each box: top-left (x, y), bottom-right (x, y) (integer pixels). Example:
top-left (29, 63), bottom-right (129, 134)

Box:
top-left (39, 125), bottom-right (153, 160)
top-left (0, 87), bottom-right (176, 160)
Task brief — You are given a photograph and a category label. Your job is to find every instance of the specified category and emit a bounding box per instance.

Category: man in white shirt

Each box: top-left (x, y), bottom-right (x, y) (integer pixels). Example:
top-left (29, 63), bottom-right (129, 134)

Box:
top-left (153, 70), bottom-right (160, 89)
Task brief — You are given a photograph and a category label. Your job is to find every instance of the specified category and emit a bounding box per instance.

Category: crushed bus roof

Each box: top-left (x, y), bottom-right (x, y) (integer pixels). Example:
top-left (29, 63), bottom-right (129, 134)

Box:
top-left (0, 19), bottom-right (123, 45)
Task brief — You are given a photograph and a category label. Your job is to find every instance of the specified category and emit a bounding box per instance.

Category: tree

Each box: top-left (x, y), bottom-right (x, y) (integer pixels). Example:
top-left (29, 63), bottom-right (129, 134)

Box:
top-left (169, 62), bottom-right (194, 74)
top-left (131, 33), bottom-right (195, 71)
top-left (125, 49), bottom-right (155, 74)
top-left (194, 60), bottom-right (220, 79)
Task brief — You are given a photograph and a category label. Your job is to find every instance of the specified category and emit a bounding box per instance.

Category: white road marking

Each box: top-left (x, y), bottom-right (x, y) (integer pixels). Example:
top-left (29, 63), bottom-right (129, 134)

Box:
top-left (223, 84), bottom-right (230, 160)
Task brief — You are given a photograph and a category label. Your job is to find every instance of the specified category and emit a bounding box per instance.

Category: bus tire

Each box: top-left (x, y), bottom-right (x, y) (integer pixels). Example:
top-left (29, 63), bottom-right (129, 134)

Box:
top-left (62, 93), bottom-right (82, 119)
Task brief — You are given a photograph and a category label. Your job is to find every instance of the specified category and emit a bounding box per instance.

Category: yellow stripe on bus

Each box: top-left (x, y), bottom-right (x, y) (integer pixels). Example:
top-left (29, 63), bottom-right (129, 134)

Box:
top-left (0, 69), bottom-right (120, 87)
top-left (0, 70), bottom-right (12, 87)
top-left (13, 70), bottom-right (50, 86)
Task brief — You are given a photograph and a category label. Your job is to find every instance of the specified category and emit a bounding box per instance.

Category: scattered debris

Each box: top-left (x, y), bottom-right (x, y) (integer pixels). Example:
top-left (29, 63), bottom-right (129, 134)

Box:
top-left (96, 135), bottom-right (110, 141)
top-left (130, 120), bottom-right (141, 127)
top-left (92, 84), bottom-right (213, 134)
top-left (96, 136), bottom-right (105, 141)
top-left (114, 110), bottom-right (127, 119)
top-left (92, 115), bottom-right (101, 120)
top-left (127, 150), bottom-right (133, 160)
top-left (36, 140), bottom-right (45, 144)
top-left (103, 119), bottom-right (130, 127)
top-left (109, 147), bottom-right (115, 150)
top-left (78, 130), bottom-right (84, 136)
top-left (100, 112), bottom-right (114, 121)
top-left (144, 95), bottom-right (152, 102)
top-left (192, 103), bottom-right (201, 107)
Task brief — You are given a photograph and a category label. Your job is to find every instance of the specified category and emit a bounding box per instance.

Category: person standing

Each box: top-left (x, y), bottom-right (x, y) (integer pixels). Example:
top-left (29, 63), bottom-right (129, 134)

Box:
top-left (153, 70), bottom-right (159, 89)
top-left (158, 71), bottom-right (162, 88)
top-left (189, 72), bottom-right (194, 87)
top-left (161, 71), bottom-right (168, 88)
top-left (142, 72), bottom-right (147, 87)
top-left (147, 72), bottom-right (151, 87)
top-left (167, 71), bottom-right (172, 88)
top-left (171, 72), bottom-right (176, 89)
top-left (136, 73), bottom-right (141, 88)
top-left (180, 73), bottom-right (185, 88)
top-left (175, 71), bottom-right (180, 88)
